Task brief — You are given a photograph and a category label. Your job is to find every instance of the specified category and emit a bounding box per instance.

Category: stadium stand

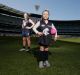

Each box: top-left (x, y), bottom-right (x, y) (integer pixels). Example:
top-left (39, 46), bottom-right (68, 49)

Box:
top-left (0, 4), bottom-right (80, 36)
top-left (51, 20), bottom-right (80, 36)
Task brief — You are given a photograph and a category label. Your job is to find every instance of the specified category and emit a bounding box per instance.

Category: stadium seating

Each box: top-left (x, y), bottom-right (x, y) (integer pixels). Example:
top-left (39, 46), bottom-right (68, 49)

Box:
top-left (0, 4), bottom-right (80, 36)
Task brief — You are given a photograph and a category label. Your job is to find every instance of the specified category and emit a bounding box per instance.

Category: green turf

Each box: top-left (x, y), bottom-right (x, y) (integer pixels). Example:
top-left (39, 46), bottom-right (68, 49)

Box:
top-left (59, 37), bottom-right (80, 43)
top-left (0, 36), bottom-right (80, 75)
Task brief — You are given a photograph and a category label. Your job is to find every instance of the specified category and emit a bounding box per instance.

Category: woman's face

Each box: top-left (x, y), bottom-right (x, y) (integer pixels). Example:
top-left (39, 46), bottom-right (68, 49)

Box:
top-left (24, 13), bottom-right (28, 19)
top-left (42, 11), bottom-right (49, 20)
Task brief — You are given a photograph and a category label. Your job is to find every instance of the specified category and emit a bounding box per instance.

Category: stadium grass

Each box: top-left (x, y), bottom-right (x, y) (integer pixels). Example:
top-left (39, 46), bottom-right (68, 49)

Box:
top-left (0, 36), bottom-right (80, 75)
top-left (59, 37), bottom-right (80, 43)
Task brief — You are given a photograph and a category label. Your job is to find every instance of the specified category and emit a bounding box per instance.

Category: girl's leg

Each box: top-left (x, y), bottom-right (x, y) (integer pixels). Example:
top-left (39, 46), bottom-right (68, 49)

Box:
top-left (44, 46), bottom-right (49, 61)
top-left (26, 36), bottom-right (31, 50)
top-left (19, 37), bottom-right (26, 51)
top-left (44, 47), bottom-right (50, 67)
top-left (23, 37), bottom-right (26, 49)
top-left (38, 45), bottom-right (45, 68)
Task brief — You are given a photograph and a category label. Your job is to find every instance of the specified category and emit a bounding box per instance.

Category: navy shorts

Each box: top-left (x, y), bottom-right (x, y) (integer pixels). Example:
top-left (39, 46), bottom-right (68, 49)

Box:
top-left (22, 29), bottom-right (31, 37)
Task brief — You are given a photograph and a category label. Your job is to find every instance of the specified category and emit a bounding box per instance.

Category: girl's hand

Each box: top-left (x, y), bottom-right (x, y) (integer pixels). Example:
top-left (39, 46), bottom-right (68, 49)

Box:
top-left (54, 37), bottom-right (57, 41)
top-left (37, 32), bottom-right (43, 36)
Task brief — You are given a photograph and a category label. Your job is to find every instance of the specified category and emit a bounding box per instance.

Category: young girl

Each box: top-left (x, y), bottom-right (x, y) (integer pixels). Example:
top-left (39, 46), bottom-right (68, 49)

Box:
top-left (33, 10), bottom-right (57, 68)
top-left (20, 13), bottom-right (35, 51)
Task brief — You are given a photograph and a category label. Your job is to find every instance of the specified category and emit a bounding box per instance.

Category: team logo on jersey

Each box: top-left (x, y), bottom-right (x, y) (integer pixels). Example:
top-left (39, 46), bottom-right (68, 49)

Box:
top-left (43, 28), bottom-right (49, 36)
top-left (41, 24), bottom-right (45, 27)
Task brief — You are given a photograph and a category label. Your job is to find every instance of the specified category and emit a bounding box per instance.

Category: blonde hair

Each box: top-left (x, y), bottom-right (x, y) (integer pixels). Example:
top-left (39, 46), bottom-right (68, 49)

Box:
top-left (23, 13), bottom-right (29, 19)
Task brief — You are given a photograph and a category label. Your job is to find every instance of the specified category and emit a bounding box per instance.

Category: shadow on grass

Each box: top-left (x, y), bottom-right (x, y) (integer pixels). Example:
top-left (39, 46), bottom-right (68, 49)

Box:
top-left (27, 47), bottom-right (53, 64)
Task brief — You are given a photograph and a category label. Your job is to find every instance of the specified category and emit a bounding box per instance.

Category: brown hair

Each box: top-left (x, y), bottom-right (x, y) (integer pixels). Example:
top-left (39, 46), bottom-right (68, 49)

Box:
top-left (42, 10), bottom-right (50, 15)
top-left (41, 10), bottom-right (50, 20)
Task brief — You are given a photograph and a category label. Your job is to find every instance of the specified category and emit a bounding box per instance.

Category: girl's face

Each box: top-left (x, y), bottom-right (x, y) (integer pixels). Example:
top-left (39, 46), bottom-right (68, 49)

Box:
top-left (24, 13), bottom-right (28, 19)
top-left (42, 11), bottom-right (49, 20)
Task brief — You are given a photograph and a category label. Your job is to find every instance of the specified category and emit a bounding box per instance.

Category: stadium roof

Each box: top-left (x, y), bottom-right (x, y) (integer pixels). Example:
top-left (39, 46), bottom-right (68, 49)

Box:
top-left (0, 4), bottom-right (24, 15)
top-left (0, 3), bottom-right (41, 18)
top-left (0, 3), bottom-right (80, 22)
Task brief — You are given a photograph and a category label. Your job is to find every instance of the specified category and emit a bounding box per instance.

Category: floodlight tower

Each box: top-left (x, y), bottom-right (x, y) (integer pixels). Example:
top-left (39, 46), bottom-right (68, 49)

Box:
top-left (35, 4), bottom-right (40, 13)
top-left (34, 4), bottom-right (40, 23)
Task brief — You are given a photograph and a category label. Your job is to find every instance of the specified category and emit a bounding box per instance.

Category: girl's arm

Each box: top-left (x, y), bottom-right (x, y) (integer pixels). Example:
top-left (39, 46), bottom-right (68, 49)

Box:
top-left (22, 20), bottom-right (26, 28)
top-left (26, 19), bottom-right (35, 29)
top-left (29, 19), bottom-right (35, 28)
top-left (33, 21), bottom-right (43, 36)
top-left (52, 24), bottom-right (58, 41)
